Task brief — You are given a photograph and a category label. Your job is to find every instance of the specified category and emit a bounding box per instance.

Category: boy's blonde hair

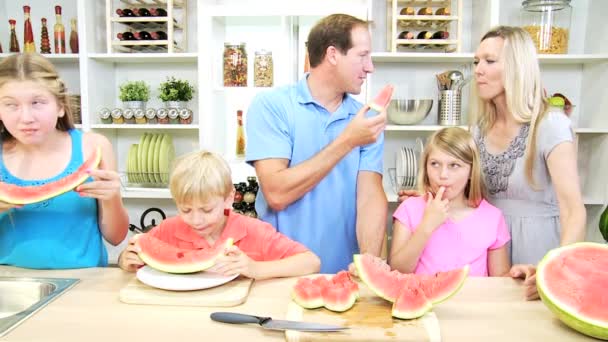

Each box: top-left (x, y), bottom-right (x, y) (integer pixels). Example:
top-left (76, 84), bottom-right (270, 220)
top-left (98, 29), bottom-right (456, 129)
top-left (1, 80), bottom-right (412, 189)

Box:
top-left (417, 127), bottom-right (486, 207)
top-left (169, 150), bottom-right (233, 204)
top-left (469, 26), bottom-right (548, 188)
top-left (0, 53), bottom-right (76, 141)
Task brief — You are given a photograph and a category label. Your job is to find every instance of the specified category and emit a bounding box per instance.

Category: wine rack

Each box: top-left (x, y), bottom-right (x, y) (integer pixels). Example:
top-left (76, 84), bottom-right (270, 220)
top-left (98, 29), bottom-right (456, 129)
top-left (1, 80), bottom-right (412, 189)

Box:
top-left (105, 0), bottom-right (188, 53)
top-left (387, 0), bottom-right (462, 53)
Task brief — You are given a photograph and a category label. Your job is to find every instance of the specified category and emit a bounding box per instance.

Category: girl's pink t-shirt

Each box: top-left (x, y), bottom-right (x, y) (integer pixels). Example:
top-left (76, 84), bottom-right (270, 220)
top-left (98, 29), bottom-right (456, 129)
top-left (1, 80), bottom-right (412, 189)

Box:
top-left (393, 196), bottom-right (510, 277)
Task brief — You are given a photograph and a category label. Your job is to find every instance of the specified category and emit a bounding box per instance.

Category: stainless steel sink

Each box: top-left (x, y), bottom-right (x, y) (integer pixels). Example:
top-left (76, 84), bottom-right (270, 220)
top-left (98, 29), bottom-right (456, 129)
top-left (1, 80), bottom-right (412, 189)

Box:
top-left (0, 277), bottom-right (79, 337)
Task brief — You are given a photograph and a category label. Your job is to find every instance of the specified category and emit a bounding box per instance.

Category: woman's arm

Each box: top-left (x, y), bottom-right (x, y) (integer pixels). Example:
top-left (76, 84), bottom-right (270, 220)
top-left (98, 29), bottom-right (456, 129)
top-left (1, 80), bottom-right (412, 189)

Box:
top-left (547, 142), bottom-right (586, 245)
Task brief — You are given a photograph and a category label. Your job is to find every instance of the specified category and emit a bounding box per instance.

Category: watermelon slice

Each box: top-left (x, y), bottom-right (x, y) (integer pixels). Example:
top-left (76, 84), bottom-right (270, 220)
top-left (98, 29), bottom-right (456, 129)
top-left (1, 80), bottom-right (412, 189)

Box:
top-left (0, 147), bottom-right (101, 205)
top-left (292, 272), bottom-right (360, 312)
top-left (537, 242), bottom-right (608, 340)
top-left (418, 265), bottom-right (469, 304)
top-left (136, 234), bottom-right (233, 274)
top-left (368, 84), bottom-right (394, 112)
top-left (353, 253), bottom-right (419, 302)
top-left (392, 286), bottom-right (432, 320)
top-left (292, 278), bottom-right (324, 309)
top-left (322, 282), bottom-right (357, 312)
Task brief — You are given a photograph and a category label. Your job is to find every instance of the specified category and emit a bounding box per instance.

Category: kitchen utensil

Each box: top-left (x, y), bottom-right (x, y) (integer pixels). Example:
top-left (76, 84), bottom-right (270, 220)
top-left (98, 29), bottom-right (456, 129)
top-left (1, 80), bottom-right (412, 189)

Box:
top-left (210, 312), bottom-right (348, 332)
top-left (136, 266), bottom-right (238, 291)
top-left (387, 99), bottom-right (433, 125)
top-left (448, 70), bottom-right (463, 90)
top-left (119, 276), bottom-right (253, 307)
top-left (438, 90), bottom-right (462, 126)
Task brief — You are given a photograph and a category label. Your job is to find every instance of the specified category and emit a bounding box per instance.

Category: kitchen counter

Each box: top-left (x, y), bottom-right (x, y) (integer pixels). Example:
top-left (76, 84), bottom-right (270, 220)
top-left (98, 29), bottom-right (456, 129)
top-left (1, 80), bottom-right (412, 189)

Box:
top-left (0, 266), bottom-right (594, 341)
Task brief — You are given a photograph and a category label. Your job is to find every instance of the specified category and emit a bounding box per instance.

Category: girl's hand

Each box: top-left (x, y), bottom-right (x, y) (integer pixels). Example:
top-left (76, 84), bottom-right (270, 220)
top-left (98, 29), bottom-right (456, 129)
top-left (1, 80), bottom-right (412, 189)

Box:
top-left (210, 245), bottom-right (258, 279)
top-left (510, 264), bottom-right (539, 301)
top-left (0, 201), bottom-right (21, 214)
top-left (118, 235), bottom-right (144, 272)
top-left (420, 186), bottom-right (449, 232)
top-left (75, 169), bottom-right (122, 201)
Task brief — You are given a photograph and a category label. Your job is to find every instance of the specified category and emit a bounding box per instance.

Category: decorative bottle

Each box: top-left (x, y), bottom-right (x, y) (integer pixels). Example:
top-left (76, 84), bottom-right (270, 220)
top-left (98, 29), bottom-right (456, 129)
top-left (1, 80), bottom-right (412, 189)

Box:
top-left (236, 110), bottom-right (246, 157)
top-left (23, 6), bottom-right (36, 52)
top-left (9, 19), bottom-right (20, 53)
top-left (54, 5), bottom-right (66, 54)
top-left (69, 18), bottom-right (79, 53)
top-left (40, 18), bottom-right (51, 54)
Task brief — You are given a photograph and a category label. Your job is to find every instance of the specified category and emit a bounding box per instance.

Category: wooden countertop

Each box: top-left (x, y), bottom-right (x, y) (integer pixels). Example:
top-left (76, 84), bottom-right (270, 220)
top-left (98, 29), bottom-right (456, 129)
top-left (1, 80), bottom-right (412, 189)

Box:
top-left (0, 266), bottom-right (595, 341)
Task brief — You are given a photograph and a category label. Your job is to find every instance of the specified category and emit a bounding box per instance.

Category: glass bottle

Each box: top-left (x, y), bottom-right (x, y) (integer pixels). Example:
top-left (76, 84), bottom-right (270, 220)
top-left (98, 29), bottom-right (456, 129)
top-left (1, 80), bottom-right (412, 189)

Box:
top-left (40, 18), bottom-right (51, 54)
top-left (521, 0), bottom-right (571, 54)
top-left (236, 110), bottom-right (246, 158)
top-left (9, 19), bottom-right (20, 52)
top-left (23, 6), bottom-right (36, 52)
top-left (254, 50), bottom-right (273, 87)
top-left (223, 43), bottom-right (247, 87)
top-left (54, 5), bottom-right (66, 54)
top-left (69, 18), bottom-right (79, 53)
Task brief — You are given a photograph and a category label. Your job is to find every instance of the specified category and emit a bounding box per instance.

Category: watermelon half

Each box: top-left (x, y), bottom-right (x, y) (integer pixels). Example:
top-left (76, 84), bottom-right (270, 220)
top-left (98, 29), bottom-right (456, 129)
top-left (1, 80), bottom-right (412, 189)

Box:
top-left (136, 234), bottom-right (234, 274)
top-left (537, 242), bottom-right (608, 340)
top-left (368, 84), bottom-right (394, 112)
top-left (0, 147), bottom-right (101, 205)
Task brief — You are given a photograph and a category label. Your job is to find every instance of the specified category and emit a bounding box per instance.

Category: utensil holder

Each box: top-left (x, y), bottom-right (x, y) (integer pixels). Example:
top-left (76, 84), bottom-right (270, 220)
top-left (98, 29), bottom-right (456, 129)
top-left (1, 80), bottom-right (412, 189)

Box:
top-left (438, 90), bottom-right (461, 126)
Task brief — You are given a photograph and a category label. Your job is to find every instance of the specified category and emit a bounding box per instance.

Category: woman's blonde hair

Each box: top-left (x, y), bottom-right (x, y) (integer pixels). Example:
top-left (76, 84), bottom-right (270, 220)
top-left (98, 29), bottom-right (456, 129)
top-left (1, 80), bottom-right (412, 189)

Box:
top-left (469, 26), bottom-right (548, 187)
top-left (417, 127), bottom-right (486, 207)
top-left (169, 150), bottom-right (234, 204)
top-left (0, 53), bottom-right (75, 141)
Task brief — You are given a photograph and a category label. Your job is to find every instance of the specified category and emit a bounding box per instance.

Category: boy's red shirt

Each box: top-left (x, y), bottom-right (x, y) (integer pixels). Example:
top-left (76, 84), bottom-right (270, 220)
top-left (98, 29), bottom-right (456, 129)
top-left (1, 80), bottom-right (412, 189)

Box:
top-left (147, 211), bottom-right (309, 261)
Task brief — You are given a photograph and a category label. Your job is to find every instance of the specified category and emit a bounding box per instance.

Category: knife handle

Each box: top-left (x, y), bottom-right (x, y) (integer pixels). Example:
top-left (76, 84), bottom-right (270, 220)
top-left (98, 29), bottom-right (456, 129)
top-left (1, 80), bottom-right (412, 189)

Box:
top-left (211, 312), bottom-right (271, 325)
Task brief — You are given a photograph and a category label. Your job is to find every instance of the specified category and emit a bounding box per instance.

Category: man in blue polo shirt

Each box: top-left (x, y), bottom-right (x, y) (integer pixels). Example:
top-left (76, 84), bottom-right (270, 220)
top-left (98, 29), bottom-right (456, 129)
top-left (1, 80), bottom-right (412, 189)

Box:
top-left (245, 14), bottom-right (387, 273)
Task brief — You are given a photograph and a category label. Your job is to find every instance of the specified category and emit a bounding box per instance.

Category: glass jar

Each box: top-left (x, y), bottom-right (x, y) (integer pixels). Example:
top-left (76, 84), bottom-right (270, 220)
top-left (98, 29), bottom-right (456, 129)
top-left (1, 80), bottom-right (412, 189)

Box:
top-left (98, 108), bottom-right (112, 124)
top-left (223, 42), bottom-right (247, 87)
top-left (254, 49), bottom-right (273, 87)
top-left (110, 108), bottom-right (124, 124)
top-left (178, 108), bottom-right (192, 124)
top-left (156, 108), bottom-right (169, 124)
top-left (134, 108), bottom-right (147, 124)
top-left (145, 108), bottom-right (158, 124)
top-left (123, 108), bottom-right (135, 124)
top-left (521, 0), bottom-right (571, 54)
top-left (168, 108), bottom-right (179, 124)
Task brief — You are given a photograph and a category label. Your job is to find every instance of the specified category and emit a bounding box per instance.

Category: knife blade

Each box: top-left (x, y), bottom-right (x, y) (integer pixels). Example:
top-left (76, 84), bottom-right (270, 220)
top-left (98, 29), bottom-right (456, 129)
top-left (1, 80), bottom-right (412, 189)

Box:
top-left (210, 312), bottom-right (348, 332)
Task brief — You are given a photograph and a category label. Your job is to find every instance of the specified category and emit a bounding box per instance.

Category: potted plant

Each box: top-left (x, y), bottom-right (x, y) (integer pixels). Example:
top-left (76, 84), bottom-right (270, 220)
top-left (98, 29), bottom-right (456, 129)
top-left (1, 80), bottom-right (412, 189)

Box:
top-left (158, 76), bottom-right (195, 109)
top-left (119, 81), bottom-right (150, 110)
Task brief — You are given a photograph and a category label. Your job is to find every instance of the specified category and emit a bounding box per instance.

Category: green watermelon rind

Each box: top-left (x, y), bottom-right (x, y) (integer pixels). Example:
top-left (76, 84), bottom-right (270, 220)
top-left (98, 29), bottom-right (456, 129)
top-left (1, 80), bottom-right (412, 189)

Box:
top-left (353, 254), bottom-right (397, 302)
top-left (536, 242), bottom-right (608, 340)
top-left (424, 264), bottom-right (470, 305)
top-left (137, 237), bottom-right (233, 274)
top-left (392, 300), bottom-right (432, 320)
top-left (0, 147), bottom-right (102, 205)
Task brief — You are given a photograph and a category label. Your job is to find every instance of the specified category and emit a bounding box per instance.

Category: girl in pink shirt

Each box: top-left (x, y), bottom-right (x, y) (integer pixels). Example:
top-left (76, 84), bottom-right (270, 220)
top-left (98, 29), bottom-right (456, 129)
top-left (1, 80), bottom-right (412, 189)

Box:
top-left (389, 128), bottom-right (537, 298)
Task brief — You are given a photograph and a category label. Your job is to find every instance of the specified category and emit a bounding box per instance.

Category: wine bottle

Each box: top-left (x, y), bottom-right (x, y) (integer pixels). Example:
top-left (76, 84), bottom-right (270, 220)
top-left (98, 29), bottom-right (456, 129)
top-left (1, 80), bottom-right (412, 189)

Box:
top-left (435, 7), bottom-right (451, 16)
top-left (397, 30), bottom-right (414, 40)
top-left (136, 8), bottom-right (151, 17)
top-left (399, 7), bottom-right (414, 16)
top-left (134, 31), bottom-right (152, 40)
top-left (417, 7), bottom-right (433, 15)
top-left (117, 32), bottom-right (136, 41)
top-left (151, 31), bottom-right (167, 40)
top-left (116, 8), bottom-right (136, 17)
top-left (431, 31), bottom-right (449, 48)
top-left (150, 8), bottom-right (167, 17)
top-left (416, 31), bottom-right (433, 48)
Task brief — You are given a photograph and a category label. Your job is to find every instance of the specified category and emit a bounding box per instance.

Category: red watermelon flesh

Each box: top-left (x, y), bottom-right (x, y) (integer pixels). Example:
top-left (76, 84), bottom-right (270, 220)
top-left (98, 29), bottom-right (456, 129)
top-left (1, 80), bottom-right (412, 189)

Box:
top-left (322, 282), bottom-right (357, 312)
top-left (537, 243), bottom-right (608, 340)
top-left (0, 147), bottom-right (101, 205)
top-left (353, 254), bottom-right (419, 302)
top-left (136, 234), bottom-right (233, 274)
top-left (418, 265), bottom-right (469, 304)
top-left (368, 84), bottom-right (394, 112)
top-left (292, 278), bottom-right (324, 309)
top-left (392, 286), bottom-right (432, 320)
top-left (292, 273), bottom-right (360, 312)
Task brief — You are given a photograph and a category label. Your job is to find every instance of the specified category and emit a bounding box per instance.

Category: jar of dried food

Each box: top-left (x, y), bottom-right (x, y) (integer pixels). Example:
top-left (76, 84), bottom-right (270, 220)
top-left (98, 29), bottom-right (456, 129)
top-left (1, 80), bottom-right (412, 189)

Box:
top-left (521, 0), bottom-right (571, 54)
top-left (223, 42), bottom-right (247, 87)
top-left (156, 108), bottom-right (169, 124)
top-left (110, 108), bottom-right (124, 124)
top-left (254, 49), bottom-right (273, 87)
top-left (134, 108), bottom-right (146, 124)
top-left (123, 108), bottom-right (135, 124)
top-left (179, 108), bottom-right (193, 124)
top-left (145, 108), bottom-right (158, 124)
top-left (168, 108), bottom-right (179, 124)
top-left (98, 108), bottom-right (112, 124)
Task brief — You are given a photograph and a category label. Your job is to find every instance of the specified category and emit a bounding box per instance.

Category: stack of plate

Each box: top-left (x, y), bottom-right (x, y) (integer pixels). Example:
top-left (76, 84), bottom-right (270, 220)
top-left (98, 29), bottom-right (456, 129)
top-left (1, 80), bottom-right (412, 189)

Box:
top-left (127, 133), bottom-right (176, 186)
top-left (394, 138), bottom-right (424, 190)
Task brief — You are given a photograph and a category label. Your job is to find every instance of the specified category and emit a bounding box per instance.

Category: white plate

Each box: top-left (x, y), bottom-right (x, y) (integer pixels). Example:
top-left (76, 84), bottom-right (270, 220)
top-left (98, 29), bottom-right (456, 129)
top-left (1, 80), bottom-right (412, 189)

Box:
top-left (136, 266), bottom-right (239, 291)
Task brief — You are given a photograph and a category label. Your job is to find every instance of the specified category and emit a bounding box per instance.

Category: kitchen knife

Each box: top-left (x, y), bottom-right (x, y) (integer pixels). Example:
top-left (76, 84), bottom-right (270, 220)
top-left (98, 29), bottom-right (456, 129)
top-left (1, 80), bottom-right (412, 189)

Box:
top-left (210, 312), bottom-right (348, 332)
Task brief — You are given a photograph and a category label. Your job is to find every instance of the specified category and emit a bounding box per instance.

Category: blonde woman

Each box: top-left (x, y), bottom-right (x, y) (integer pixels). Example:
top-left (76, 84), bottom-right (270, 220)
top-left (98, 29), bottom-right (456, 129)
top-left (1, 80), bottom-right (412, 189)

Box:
top-left (389, 128), bottom-right (537, 299)
top-left (118, 150), bottom-right (321, 279)
top-left (470, 26), bottom-right (585, 266)
top-left (0, 53), bottom-right (128, 268)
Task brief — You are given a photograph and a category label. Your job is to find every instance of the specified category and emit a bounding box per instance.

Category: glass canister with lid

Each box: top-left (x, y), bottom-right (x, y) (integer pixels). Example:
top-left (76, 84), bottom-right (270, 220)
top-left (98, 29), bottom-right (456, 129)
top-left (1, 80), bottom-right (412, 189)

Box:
top-left (521, 0), bottom-right (572, 54)
top-left (223, 42), bottom-right (248, 87)
top-left (254, 49), bottom-right (273, 87)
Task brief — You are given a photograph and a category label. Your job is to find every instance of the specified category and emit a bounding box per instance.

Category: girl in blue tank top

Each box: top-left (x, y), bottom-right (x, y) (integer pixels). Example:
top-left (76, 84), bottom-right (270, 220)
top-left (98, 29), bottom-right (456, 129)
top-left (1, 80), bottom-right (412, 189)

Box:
top-left (0, 53), bottom-right (129, 269)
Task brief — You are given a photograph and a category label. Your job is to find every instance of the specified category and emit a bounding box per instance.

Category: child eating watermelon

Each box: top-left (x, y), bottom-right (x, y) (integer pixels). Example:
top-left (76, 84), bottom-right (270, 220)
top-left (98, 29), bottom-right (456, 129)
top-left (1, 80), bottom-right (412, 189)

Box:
top-left (118, 150), bottom-right (320, 279)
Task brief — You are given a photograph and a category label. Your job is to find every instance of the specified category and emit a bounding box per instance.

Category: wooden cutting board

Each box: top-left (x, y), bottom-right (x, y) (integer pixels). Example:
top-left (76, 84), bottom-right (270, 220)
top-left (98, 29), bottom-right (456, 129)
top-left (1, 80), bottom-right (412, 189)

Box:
top-left (285, 284), bottom-right (441, 342)
top-left (119, 276), bottom-right (253, 307)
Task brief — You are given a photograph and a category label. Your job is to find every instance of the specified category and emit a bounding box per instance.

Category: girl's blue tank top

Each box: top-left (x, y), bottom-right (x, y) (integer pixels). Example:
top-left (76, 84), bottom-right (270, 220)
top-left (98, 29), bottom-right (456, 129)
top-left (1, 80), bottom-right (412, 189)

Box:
top-left (0, 129), bottom-right (108, 268)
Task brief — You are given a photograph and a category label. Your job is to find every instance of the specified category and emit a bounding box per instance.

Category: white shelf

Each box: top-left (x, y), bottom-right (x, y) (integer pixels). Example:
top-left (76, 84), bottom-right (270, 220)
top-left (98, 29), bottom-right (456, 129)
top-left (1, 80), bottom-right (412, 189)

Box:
top-left (372, 52), bottom-right (608, 64)
top-left (583, 197), bottom-right (606, 206)
top-left (122, 188), bottom-right (171, 199)
top-left (206, 4), bottom-right (367, 17)
top-left (91, 124), bottom-right (199, 130)
top-left (386, 125), bottom-right (467, 131)
top-left (88, 53), bottom-right (197, 63)
top-left (574, 127), bottom-right (608, 134)
top-left (537, 54), bottom-right (608, 64)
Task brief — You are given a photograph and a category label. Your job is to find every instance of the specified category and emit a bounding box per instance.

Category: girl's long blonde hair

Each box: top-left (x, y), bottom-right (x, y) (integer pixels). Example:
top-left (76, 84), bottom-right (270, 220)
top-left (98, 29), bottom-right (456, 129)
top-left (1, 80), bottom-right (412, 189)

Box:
top-left (417, 127), bottom-right (486, 207)
top-left (469, 26), bottom-right (548, 187)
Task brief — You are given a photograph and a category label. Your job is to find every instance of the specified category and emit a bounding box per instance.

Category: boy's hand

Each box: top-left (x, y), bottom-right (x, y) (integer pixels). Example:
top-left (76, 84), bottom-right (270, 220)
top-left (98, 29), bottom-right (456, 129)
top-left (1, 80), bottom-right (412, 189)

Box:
top-left (510, 264), bottom-right (539, 301)
top-left (210, 245), bottom-right (258, 279)
top-left (420, 187), bottom-right (449, 232)
top-left (118, 235), bottom-right (144, 272)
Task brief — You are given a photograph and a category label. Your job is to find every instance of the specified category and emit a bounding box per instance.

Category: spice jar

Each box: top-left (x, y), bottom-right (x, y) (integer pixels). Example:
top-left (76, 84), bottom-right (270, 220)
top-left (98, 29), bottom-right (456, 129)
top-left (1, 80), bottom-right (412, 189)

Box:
top-left (179, 108), bottom-right (193, 124)
top-left (98, 108), bottom-right (112, 124)
top-left (521, 0), bottom-right (571, 54)
top-left (232, 202), bottom-right (244, 215)
top-left (168, 108), bottom-right (179, 124)
top-left (223, 43), bottom-right (247, 87)
top-left (134, 108), bottom-right (147, 124)
top-left (243, 203), bottom-right (257, 218)
top-left (145, 108), bottom-right (158, 124)
top-left (156, 108), bottom-right (169, 124)
top-left (110, 108), bottom-right (124, 124)
top-left (123, 108), bottom-right (135, 124)
top-left (254, 49), bottom-right (273, 87)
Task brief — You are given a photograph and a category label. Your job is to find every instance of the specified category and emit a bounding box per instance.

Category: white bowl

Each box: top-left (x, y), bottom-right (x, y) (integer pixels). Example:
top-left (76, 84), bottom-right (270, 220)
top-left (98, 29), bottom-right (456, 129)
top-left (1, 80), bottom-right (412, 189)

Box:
top-left (388, 99), bottom-right (433, 125)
